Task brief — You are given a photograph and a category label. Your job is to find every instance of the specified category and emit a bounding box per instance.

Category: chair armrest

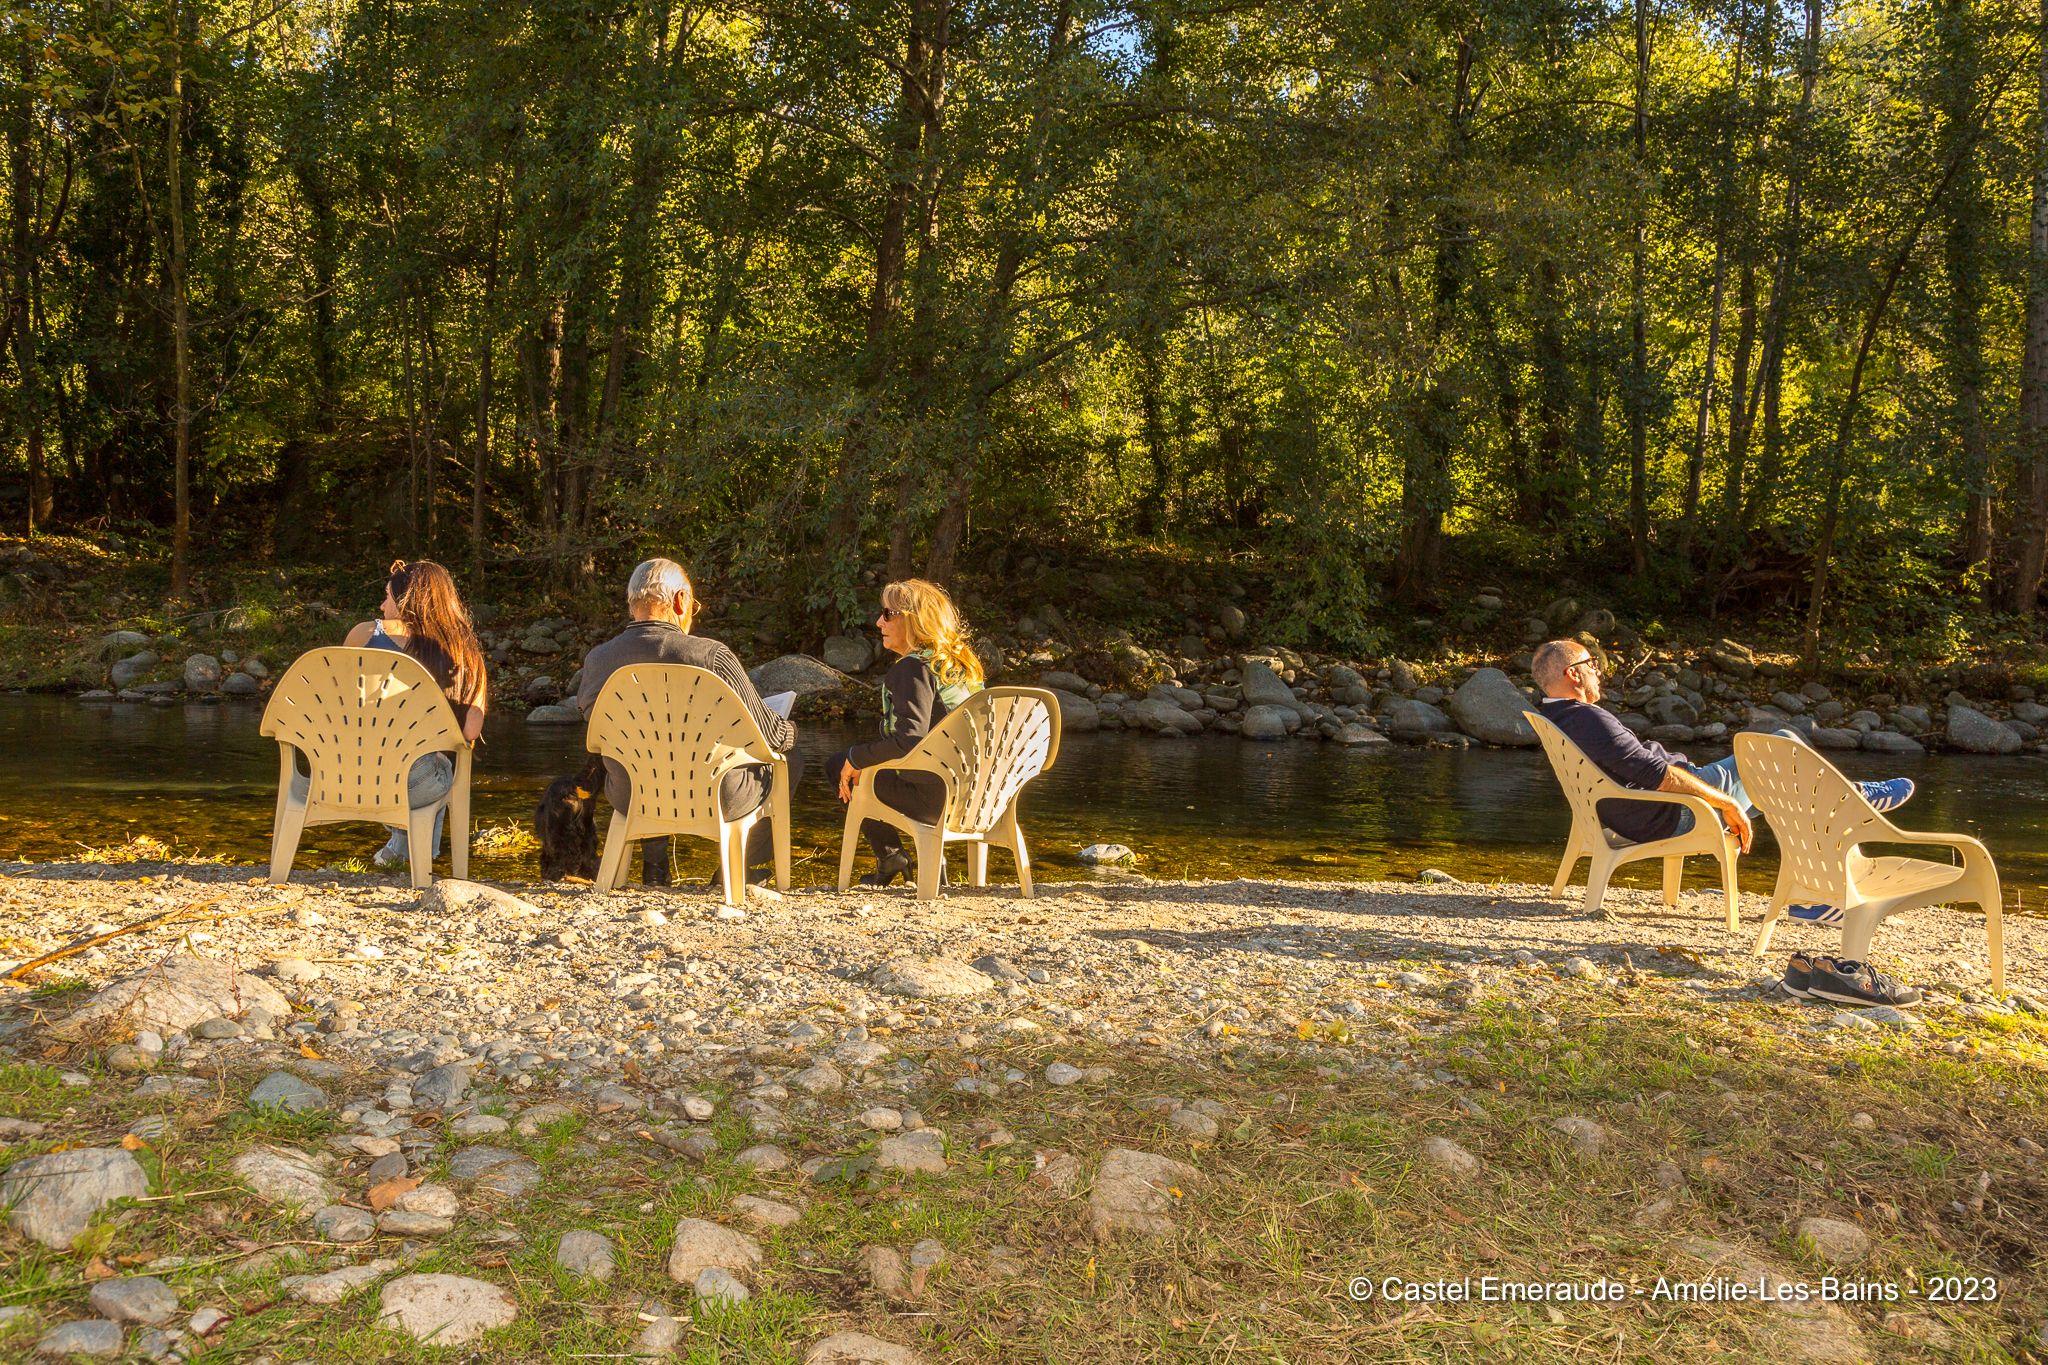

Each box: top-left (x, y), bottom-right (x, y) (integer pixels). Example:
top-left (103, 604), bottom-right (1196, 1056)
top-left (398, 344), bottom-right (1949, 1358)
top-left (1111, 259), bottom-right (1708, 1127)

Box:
top-left (1872, 827), bottom-right (1994, 863)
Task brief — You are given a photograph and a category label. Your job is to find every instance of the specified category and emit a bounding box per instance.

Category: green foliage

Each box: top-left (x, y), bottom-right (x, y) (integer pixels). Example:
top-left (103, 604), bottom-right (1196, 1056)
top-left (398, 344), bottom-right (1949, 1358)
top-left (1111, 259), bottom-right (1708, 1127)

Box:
top-left (2, 0), bottom-right (2046, 650)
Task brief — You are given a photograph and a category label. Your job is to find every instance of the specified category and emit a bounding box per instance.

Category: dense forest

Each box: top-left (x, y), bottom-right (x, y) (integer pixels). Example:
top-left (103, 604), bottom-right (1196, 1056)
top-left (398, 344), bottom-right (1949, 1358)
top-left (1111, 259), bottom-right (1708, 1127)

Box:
top-left (6, 0), bottom-right (2048, 662)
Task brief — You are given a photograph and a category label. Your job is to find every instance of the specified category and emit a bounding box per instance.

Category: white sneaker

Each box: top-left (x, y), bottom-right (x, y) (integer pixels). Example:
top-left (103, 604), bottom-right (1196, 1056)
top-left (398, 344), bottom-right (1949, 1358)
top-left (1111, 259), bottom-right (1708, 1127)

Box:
top-left (372, 833), bottom-right (407, 870)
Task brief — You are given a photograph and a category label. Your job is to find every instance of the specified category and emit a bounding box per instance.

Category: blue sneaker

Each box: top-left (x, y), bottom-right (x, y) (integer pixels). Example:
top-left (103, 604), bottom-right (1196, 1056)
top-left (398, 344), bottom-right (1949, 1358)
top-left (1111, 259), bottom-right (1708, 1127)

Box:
top-left (1788, 904), bottom-right (1844, 926)
top-left (1858, 778), bottom-right (1914, 813)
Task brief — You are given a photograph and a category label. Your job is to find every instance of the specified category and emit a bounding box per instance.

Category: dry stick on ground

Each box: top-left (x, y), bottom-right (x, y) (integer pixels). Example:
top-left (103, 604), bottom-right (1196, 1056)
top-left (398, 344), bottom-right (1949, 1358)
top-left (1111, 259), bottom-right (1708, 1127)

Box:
top-left (0, 896), bottom-right (296, 985)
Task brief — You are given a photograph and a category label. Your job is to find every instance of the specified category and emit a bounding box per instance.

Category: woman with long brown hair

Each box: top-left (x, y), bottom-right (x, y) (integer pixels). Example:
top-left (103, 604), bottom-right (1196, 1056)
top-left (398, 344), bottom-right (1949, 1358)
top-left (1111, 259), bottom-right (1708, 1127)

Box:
top-left (829, 577), bottom-right (983, 886)
top-left (344, 560), bottom-right (490, 868)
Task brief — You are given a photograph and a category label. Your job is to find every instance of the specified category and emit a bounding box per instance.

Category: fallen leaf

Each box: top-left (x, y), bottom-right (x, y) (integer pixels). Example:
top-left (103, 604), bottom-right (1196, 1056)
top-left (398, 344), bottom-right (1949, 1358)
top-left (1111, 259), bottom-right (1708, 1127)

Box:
top-left (298, 1043), bottom-right (323, 1060)
top-left (367, 1176), bottom-right (419, 1212)
top-left (83, 1257), bottom-right (116, 1280)
top-left (119, 1134), bottom-right (148, 1151)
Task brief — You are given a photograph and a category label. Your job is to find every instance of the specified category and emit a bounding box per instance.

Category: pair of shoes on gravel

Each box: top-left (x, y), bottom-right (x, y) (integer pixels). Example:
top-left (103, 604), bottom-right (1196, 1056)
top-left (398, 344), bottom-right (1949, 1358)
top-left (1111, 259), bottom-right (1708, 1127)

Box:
top-left (1782, 950), bottom-right (1922, 1007)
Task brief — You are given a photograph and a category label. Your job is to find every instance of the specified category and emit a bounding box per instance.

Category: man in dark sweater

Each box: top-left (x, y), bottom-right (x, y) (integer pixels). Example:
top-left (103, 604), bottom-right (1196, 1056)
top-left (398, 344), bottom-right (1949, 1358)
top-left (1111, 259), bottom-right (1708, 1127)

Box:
top-left (576, 558), bottom-right (801, 887)
top-left (1532, 639), bottom-right (1913, 853)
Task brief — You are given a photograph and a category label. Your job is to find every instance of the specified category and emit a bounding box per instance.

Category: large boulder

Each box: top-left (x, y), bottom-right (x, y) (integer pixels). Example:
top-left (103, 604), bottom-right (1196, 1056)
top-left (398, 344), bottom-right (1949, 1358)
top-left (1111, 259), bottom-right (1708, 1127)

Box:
top-left (1045, 688), bottom-right (1099, 734)
top-left (822, 634), bottom-right (875, 674)
top-left (47, 956), bottom-right (290, 1044)
top-left (1379, 698), bottom-right (1456, 738)
top-left (749, 654), bottom-right (853, 697)
top-left (1, 1147), bottom-right (150, 1248)
top-left (182, 654), bottom-right (223, 692)
top-left (1237, 660), bottom-right (1298, 710)
top-left (1946, 704), bottom-right (2021, 755)
top-left (524, 704), bottom-right (582, 725)
top-left (89, 630), bottom-right (151, 662)
top-left (1123, 698), bottom-right (1201, 736)
top-left (1445, 668), bottom-right (1537, 747)
top-left (1239, 705), bottom-right (1293, 741)
top-left (109, 650), bottom-right (160, 688)
top-left (1702, 639), bottom-right (1756, 678)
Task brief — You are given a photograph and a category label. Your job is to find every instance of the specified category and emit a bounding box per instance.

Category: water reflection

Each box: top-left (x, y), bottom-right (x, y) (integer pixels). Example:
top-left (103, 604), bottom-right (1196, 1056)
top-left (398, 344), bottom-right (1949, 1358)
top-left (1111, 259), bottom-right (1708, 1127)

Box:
top-left (1, 696), bottom-right (2042, 907)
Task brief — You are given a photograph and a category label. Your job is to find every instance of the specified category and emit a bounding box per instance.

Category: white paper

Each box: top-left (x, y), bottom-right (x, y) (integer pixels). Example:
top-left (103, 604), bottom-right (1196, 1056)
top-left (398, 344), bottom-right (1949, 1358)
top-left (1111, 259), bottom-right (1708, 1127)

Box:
top-left (763, 691), bottom-right (797, 718)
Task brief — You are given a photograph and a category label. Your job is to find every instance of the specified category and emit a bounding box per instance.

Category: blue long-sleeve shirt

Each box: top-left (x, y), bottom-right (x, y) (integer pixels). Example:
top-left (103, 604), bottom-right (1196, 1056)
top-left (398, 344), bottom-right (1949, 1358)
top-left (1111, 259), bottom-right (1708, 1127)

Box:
top-left (1537, 697), bottom-right (1687, 844)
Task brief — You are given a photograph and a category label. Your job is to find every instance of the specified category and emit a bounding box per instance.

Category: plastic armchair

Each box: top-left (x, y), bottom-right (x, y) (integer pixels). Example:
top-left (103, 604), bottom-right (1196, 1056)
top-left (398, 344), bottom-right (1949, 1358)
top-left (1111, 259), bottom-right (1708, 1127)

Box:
top-left (836, 686), bottom-right (1060, 902)
top-left (1526, 711), bottom-right (1740, 926)
top-left (584, 664), bottom-right (791, 905)
top-left (260, 647), bottom-right (473, 889)
top-left (1733, 732), bottom-right (2003, 992)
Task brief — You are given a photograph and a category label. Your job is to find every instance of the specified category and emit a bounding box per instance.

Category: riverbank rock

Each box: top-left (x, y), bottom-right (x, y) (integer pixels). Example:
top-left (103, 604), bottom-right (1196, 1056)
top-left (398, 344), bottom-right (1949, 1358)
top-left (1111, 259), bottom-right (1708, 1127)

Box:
top-left (525, 703), bottom-right (581, 725)
top-left (750, 655), bottom-right (852, 697)
top-left (1860, 731), bottom-right (1924, 755)
top-left (110, 650), bottom-right (160, 688)
top-left (822, 635), bottom-right (875, 674)
top-left (871, 957), bottom-right (994, 999)
top-left (1947, 705), bottom-right (2021, 755)
top-left (413, 880), bottom-right (541, 918)
top-left (1089, 1147), bottom-right (1204, 1239)
top-left (1239, 705), bottom-right (1294, 740)
top-left (1380, 698), bottom-right (1456, 738)
top-left (377, 1274), bottom-right (517, 1345)
top-left (182, 654), bottom-right (223, 692)
top-left (1239, 661), bottom-right (1299, 711)
top-left (47, 956), bottom-right (290, 1043)
top-left (1046, 688), bottom-right (1100, 734)
top-left (2, 1147), bottom-right (150, 1248)
top-left (1446, 668), bottom-right (1537, 746)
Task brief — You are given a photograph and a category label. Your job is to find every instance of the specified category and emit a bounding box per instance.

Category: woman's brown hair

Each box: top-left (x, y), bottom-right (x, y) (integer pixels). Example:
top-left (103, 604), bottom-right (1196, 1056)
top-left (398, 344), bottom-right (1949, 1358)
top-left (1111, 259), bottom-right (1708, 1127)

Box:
top-left (387, 560), bottom-right (487, 705)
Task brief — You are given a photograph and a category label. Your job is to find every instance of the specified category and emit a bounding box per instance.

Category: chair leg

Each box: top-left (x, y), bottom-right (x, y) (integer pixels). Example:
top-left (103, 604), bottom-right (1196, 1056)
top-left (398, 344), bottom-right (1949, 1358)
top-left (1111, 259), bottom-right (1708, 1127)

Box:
top-left (1752, 896), bottom-right (1788, 956)
top-left (1984, 897), bottom-right (2005, 996)
top-left (912, 827), bottom-right (944, 902)
top-left (1550, 842), bottom-right (1582, 899)
top-left (967, 842), bottom-right (989, 887)
top-left (1661, 856), bottom-right (1682, 907)
top-left (448, 756), bottom-right (471, 881)
top-left (597, 815), bottom-right (633, 891)
top-left (406, 803), bottom-right (437, 889)
top-left (1012, 823), bottom-right (1034, 899)
top-left (1583, 851), bottom-right (1616, 917)
top-left (1718, 842), bottom-right (1740, 933)
top-left (719, 821), bottom-right (745, 908)
top-left (836, 794), bottom-right (865, 893)
top-left (269, 796), bottom-right (307, 885)
top-left (1840, 909), bottom-right (1882, 966)
top-left (772, 761), bottom-right (792, 893)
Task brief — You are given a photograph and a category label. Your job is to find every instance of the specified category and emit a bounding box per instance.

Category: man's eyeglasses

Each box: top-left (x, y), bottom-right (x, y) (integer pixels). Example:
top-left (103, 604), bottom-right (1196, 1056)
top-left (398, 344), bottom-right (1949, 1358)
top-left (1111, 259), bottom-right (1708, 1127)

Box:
top-left (1567, 656), bottom-right (1600, 677)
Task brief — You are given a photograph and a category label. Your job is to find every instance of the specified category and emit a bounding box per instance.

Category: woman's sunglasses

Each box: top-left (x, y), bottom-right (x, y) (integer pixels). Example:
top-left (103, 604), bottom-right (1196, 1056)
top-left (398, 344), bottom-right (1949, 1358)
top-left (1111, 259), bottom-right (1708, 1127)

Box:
top-left (878, 606), bottom-right (902, 621)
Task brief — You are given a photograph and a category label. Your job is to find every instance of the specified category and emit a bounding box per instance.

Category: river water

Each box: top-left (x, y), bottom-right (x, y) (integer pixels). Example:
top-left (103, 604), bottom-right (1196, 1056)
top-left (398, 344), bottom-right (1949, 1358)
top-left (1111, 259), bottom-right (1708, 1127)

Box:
top-left (2, 697), bottom-right (2042, 908)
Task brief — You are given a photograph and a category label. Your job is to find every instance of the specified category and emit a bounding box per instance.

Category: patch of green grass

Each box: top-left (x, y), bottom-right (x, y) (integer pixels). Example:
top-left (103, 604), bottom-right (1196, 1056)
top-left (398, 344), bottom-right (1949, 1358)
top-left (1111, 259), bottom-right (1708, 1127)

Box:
top-left (224, 1105), bottom-right (339, 1145)
top-left (0, 1062), bottom-right (72, 1120)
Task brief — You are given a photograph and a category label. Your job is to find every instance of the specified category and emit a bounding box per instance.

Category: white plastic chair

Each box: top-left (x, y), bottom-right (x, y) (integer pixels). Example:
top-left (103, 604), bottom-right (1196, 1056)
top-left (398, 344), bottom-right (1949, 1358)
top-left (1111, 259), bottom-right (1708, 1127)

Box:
top-left (1527, 711), bottom-right (1740, 926)
top-left (1733, 732), bottom-right (2003, 992)
top-left (836, 685), bottom-right (1060, 902)
top-left (584, 664), bottom-right (791, 905)
top-left (260, 647), bottom-right (473, 889)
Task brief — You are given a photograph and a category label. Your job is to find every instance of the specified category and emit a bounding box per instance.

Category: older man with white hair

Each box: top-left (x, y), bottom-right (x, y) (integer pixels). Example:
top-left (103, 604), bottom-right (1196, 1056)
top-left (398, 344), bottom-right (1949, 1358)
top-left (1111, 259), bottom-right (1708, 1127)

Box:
top-left (576, 558), bottom-right (801, 889)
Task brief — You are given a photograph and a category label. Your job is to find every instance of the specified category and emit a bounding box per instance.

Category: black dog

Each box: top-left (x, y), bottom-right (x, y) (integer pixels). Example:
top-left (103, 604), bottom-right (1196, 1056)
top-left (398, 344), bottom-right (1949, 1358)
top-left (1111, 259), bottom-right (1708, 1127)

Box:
top-left (535, 756), bottom-right (607, 881)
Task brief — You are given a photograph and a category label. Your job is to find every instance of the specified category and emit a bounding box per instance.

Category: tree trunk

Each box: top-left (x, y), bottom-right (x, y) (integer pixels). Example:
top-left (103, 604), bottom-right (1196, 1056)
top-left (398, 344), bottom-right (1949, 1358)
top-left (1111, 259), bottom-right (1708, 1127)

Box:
top-left (1939, 0), bottom-right (1993, 577)
top-left (472, 185), bottom-right (501, 575)
top-left (1680, 2), bottom-right (1746, 563)
top-left (1627, 0), bottom-right (1652, 578)
top-left (2013, 0), bottom-right (2048, 611)
top-left (4, 50), bottom-right (52, 532)
top-left (165, 0), bottom-right (193, 599)
top-left (1393, 35), bottom-right (1477, 606)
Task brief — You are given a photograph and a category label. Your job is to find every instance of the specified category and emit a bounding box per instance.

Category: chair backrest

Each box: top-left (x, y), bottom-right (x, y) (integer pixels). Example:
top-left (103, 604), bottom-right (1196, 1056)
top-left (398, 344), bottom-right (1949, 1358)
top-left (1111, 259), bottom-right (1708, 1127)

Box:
top-left (1525, 709), bottom-right (1628, 829)
top-left (899, 686), bottom-right (1060, 835)
top-left (585, 665), bottom-right (780, 835)
top-left (1732, 731), bottom-right (1890, 905)
top-left (260, 647), bottom-right (467, 820)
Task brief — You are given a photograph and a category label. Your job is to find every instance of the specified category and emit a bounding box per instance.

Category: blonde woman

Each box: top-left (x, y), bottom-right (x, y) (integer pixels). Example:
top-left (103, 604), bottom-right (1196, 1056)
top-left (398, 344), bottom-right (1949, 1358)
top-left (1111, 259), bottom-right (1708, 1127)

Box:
top-left (830, 578), bottom-right (984, 886)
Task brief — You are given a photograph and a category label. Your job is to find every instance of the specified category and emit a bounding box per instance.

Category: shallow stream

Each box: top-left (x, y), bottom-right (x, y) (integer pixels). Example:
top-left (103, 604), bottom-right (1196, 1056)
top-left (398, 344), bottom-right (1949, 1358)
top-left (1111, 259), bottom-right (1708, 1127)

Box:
top-left (2, 697), bottom-right (2042, 909)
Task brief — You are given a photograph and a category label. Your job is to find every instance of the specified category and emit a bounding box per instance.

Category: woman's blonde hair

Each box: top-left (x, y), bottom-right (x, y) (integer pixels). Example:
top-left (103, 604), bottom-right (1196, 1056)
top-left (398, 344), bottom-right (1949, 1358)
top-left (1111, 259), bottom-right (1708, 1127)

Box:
top-left (883, 578), bottom-right (983, 690)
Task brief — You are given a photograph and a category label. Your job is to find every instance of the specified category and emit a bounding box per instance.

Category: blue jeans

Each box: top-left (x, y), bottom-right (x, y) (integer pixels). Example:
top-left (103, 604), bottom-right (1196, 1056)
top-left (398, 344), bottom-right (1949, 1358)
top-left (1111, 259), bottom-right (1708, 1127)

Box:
top-left (383, 753), bottom-right (454, 859)
top-left (1670, 727), bottom-right (1804, 834)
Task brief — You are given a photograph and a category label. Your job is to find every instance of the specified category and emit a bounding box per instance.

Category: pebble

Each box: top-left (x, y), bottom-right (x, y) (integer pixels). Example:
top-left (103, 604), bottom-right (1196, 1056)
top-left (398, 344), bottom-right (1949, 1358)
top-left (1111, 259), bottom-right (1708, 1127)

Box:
top-left (1418, 1136), bottom-right (1483, 1177)
top-left (312, 1205), bottom-right (376, 1243)
top-left (87, 1276), bottom-right (178, 1325)
top-left (666, 1219), bottom-right (762, 1285)
top-left (1044, 1062), bottom-right (1084, 1086)
top-left (378, 1209), bottom-right (455, 1236)
top-left (556, 1230), bottom-right (618, 1281)
top-left (283, 1261), bottom-right (395, 1304)
top-left (692, 1267), bottom-right (750, 1304)
top-left (34, 1320), bottom-right (124, 1357)
top-left (449, 1114), bottom-right (509, 1138)
top-left (734, 1144), bottom-right (791, 1172)
top-left (377, 1274), bottom-right (517, 1345)
top-left (247, 1070), bottom-right (327, 1113)
top-left (859, 1107), bottom-right (904, 1131)
top-left (1796, 1216), bottom-right (1874, 1265)
top-left (874, 1130), bottom-right (949, 1176)
top-left (732, 1195), bottom-right (802, 1229)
